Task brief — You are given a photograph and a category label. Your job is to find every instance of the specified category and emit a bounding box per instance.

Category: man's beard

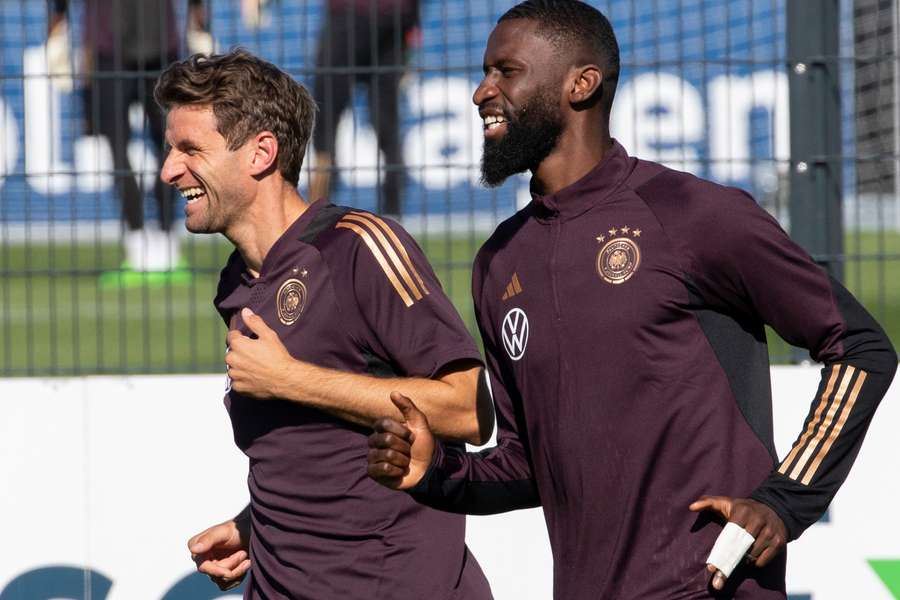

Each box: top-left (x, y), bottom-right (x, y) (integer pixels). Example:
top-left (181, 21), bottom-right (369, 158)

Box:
top-left (480, 88), bottom-right (563, 187)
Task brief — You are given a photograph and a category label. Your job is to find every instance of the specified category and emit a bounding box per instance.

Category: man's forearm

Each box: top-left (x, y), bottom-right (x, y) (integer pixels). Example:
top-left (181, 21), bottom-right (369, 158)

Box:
top-left (271, 360), bottom-right (492, 443)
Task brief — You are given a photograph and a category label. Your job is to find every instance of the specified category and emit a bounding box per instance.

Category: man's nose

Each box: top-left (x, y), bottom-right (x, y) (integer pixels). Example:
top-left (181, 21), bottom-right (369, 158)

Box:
top-left (159, 151), bottom-right (183, 185)
top-left (473, 75), bottom-right (498, 106)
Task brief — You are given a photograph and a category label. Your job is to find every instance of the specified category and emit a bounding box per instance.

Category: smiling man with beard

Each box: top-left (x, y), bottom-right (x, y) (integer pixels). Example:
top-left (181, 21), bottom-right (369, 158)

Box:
top-left (480, 83), bottom-right (562, 187)
top-left (367, 1), bottom-right (897, 599)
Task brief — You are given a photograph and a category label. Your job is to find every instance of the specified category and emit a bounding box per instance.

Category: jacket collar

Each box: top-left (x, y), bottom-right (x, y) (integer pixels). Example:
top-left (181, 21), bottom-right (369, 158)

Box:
top-left (530, 140), bottom-right (635, 222)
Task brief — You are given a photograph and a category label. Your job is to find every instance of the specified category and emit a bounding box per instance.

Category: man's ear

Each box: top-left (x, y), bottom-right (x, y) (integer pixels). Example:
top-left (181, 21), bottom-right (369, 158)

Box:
top-left (249, 131), bottom-right (278, 177)
top-left (568, 64), bottom-right (603, 105)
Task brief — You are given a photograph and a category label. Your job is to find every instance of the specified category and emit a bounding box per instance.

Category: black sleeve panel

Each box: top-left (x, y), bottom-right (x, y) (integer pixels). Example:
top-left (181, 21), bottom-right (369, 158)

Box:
top-left (752, 277), bottom-right (897, 540)
top-left (689, 295), bottom-right (776, 460)
top-left (408, 333), bottom-right (541, 514)
top-left (409, 436), bottom-right (541, 515)
top-left (408, 242), bottom-right (540, 514)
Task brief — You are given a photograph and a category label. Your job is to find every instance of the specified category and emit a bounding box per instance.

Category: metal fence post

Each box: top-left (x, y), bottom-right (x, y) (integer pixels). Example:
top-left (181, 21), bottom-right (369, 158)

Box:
top-left (787, 0), bottom-right (845, 283)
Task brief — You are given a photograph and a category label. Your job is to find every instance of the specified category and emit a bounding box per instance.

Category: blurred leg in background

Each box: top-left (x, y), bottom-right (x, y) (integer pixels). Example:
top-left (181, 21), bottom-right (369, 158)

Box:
top-left (51, 0), bottom-right (208, 282)
top-left (311, 0), bottom-right (420, 218)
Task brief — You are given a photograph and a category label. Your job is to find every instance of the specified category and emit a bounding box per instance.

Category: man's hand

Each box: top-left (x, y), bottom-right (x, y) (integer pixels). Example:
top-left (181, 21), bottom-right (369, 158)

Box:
top-left (368, 393), bottom-right (436, 489)
top-left (689, 495), bottom-right (787, 590)
top-left (226, 307), bottom-right (298, 399)
top-left (188, 519), bottom-right (251, 591)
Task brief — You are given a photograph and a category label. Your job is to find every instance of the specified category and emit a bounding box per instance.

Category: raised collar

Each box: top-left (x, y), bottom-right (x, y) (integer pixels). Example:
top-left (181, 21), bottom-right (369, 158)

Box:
top-left (242, 198), bottom-right (326, 284)
top-left (530, 140), bottom-right (636, 222)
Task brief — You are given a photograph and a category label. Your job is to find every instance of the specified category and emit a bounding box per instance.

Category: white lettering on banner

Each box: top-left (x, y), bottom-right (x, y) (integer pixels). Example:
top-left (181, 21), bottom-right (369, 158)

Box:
top-left (612, 71), bottom-right (704, 174)
top-left (127, 139), bottom-right (159, 191)
top-left (708, 71), bottom-right (790, 182)
top-left (74, 135), bottom-right (114, 193)
top-left (403, 76), bottom-right (483, 188)
top-left (335, 108), bottom-right (382, 188)
top-left (0, 97), bottom-right (18, 183)
top-left (23, 44), bottom-right (73, 194)
top-left (22, 45), bottom-right (159, 196)
top-left (2, 71), bottom-right (791, 197)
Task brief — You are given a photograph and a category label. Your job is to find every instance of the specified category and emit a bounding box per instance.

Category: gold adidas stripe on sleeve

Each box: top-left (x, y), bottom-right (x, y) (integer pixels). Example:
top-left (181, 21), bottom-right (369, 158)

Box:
top-left (801, 370), bottom-right (867, 485)
top-left (777, 364), bottom-right (840, 477)
top-left (343, 213), bottom-right (425, 301)
top-left (335, 220), bottom-right (414, 307)
top-left (336, 213), bottom-right (429, 307)
top-left (777, 364), bottom-right (868, 485)
top-left (350, 211), bottom-right (430, 296)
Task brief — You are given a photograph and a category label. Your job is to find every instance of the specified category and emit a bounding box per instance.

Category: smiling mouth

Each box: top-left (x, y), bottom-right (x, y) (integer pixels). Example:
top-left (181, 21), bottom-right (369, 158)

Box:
top-left (483, 114), bottom-right (508, 132)
top-left (180, 186), bottom-right (207, 204)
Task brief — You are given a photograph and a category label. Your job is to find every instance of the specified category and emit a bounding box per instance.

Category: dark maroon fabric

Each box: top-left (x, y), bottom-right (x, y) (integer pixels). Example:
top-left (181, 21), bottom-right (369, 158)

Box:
top-left (215, 200), bottom-right (490, 600)
top-left (82, 0), bottom-right (179, 61)
top-left (410, 142), bottom-right (895, 599)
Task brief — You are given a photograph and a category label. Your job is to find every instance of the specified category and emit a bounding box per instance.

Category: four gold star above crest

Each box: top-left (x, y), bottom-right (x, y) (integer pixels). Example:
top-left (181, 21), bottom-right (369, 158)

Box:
top-left (599, 226), bottom-right (642, 240)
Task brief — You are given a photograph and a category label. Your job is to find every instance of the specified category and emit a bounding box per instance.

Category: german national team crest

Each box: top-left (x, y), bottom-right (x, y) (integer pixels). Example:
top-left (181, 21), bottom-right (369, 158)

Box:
top-left (276, 278), bottom-right (308, 325)
top-left (596, 225), bottom-right (642, 285)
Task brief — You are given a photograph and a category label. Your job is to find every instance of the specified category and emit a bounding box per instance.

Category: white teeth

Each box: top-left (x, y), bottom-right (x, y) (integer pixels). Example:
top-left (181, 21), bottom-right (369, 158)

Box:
top-left (483, 115), bottom-right (508, 132)
top-left (180, 186), bottom-right (206, 202)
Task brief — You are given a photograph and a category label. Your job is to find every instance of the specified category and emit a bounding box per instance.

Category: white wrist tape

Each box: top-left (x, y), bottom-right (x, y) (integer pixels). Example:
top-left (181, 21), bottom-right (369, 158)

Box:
top-left (706, 522), bottom-right (755, 578)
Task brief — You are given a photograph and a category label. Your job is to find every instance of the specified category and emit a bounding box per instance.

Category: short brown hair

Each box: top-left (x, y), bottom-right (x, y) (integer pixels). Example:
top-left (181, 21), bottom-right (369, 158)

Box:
top-left (155, 49), bottom-right (316, 187)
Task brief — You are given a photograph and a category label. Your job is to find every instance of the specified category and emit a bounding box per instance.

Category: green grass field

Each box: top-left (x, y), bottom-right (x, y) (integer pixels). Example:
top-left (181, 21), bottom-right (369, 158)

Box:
top-left (1, 231), bottom-right (898, 375)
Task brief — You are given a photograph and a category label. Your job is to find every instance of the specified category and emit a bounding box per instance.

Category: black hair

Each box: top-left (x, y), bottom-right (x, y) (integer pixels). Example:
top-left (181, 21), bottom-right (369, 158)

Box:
top-left (500, 0), bottom-right (620, 111)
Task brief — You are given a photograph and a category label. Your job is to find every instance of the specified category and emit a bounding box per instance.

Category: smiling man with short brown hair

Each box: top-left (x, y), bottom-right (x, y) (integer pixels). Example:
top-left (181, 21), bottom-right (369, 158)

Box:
top-left (156, 49), bottom-right (493, 600)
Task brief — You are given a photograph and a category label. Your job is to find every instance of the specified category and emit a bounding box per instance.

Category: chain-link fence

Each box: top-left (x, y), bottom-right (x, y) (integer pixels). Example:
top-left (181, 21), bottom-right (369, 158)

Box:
top-left (0, 0), bottom-right (897, 375)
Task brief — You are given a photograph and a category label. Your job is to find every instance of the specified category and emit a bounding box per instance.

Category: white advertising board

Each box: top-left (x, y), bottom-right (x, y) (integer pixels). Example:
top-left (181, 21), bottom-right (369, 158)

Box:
top-left (0, 368), bottom-right (897, 599)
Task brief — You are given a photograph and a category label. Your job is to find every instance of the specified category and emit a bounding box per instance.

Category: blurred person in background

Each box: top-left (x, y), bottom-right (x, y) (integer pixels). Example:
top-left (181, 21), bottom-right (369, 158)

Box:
top-left (48, 0), bottom-right (210, 281)
top-left (310, 0), bottom-right (421, 219)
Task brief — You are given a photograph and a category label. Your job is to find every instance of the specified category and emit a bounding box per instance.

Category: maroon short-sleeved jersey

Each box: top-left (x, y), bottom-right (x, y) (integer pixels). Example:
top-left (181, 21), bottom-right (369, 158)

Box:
top-left (410, 142), bottom-right (896, 599)
top-left (215, 200), bottom-right (491, 600)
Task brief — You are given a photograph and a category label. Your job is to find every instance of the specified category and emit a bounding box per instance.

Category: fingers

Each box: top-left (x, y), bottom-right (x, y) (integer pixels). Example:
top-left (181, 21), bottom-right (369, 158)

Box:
top-left (197, 550), bottom-right (248, 573)
top-left (390, 391), bottom-right (428, 429)
top-left (688, 495), bottom-right (733, 520)
top-left (705, 563), bottom-right (728, 590)
top-left (241, 307), bottom-right (274, 338)
top-left (367, 460), bottom-right (406, 484)
top-left (201, 554), bottom-right (251, 591)
top-left (188, 524), bottom-right (231, 555)
top-left (368, 418), bottom-right (414, 488)
top-left (368, 427), bottom-right (413, 475)
top-left (744, 525), bottom-right (785, 568)
top-left (698, 497), bottom-right (788, 591)
top-left (723, 500), bottom-right (786, 568)
top-left (753, 543), bottom-right (780, 567)
top-left (705, 520), bottom-right (755, 591)
top-left (226, 328), bottom-right (244, 349)
top-left (217, 558), bottom-right (251, 590)
top-left (371, 417), bottom-right (414, 442)
top-left (366, 451), bottom-right (407, 489)
top-left (367, 447), bottom-right (411, 470)
top-left (711, 569), bottom-right (727, 590)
